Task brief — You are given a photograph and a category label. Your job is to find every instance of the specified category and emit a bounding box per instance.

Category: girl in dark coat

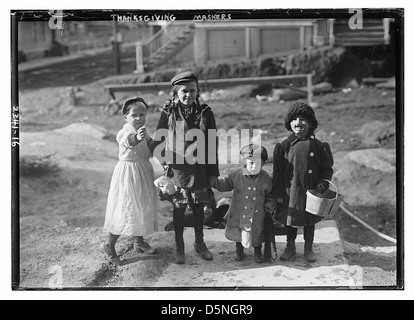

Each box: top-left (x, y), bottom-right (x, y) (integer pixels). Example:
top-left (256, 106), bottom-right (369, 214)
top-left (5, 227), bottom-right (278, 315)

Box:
top-left (272, 102), bottom-right (334, 262)
top-left (152, 71), bottom-right (219, 264)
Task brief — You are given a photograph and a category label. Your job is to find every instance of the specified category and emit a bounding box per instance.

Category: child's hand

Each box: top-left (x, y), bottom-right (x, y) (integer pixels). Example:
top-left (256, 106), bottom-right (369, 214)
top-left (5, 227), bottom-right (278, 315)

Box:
top-left (137, 126), bottom-right (147, 142)
top-left (275, 197), bottom-right (283, 204)
top-left (316, 183), bottom-right (325, 194)
top-left (264, 201), bottom-right (275, 214)
top-left (209, 176), bottom-right (218, 187)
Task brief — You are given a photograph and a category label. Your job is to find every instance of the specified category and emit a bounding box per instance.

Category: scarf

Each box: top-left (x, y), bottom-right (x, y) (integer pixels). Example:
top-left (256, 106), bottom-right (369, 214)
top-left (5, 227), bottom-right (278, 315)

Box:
top-left (163, 100), bottom-right (210, 133)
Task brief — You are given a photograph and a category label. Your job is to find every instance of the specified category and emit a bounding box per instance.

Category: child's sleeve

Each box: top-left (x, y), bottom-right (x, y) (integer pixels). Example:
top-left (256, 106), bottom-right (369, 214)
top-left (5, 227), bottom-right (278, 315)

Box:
top-left (319, 142), bottom-right (334, 182)
top-left (265, 178), bottom-right (276, 204)
top-left (146, 135), bottom-right (156, 154)
top-left (117, 129), bottom-right (136, 149)
top-left (272, 143), bottom-right (285, 199)
top-left (213, 171), bottom-right (234, 192)
top-left (205, 108), bottom-right (220, 178)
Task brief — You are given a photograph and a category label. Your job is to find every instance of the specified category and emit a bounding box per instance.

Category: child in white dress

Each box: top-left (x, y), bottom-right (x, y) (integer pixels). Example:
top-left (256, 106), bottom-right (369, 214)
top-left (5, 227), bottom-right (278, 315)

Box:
top-left (100, 97), bottom-right (158, 265)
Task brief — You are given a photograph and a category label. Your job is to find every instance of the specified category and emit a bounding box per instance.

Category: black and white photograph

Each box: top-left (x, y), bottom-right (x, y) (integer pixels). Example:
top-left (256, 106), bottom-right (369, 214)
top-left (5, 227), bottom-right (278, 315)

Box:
top-left (8, 4), bottom-right (405, 299)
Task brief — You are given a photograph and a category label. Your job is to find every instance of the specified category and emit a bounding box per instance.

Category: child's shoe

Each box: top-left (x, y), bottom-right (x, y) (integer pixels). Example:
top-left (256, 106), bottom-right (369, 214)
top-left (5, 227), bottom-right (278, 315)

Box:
top-left (99, 241), bottom-right (121, 266)
top-left (194, 242), bottom-right (213, 260)
top-left (254, 245), bottom-right (264, 264)
top-left (304, 242), bottom-right (317, 263)
top-left (235, 242), bottom-right (244, 261)
top-left (175, 242), bottom-right (185, 264)
top-left (133, 238), bottom-right (158, 254)
top-left (280, 241), bottom-right (296, 261)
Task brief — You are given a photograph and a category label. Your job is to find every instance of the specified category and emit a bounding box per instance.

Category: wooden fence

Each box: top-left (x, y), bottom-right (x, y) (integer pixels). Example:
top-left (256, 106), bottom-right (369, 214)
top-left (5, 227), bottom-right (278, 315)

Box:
top-left (104, 74), bottom-right (314, 113)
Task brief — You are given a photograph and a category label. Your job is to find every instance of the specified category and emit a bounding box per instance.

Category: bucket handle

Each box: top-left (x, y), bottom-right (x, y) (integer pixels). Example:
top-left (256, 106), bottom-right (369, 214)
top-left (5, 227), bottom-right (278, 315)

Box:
top-left (321, 179), bottom-right (339, 200)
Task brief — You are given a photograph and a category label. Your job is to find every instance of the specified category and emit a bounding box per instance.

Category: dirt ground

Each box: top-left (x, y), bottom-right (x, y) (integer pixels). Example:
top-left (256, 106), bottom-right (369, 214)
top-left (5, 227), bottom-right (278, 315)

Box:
top-left (17, 51), bottom-right (399, 288)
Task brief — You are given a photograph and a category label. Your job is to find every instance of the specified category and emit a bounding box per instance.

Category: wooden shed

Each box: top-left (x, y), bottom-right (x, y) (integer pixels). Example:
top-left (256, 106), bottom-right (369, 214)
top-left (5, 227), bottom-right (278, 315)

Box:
top-left (136, 18), bottom-right (392, 72)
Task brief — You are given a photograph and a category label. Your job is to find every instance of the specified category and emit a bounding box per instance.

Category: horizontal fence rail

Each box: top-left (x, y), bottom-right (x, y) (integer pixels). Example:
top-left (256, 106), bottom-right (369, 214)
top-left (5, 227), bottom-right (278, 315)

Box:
top-left (104, 74), bottom-right (313, 113)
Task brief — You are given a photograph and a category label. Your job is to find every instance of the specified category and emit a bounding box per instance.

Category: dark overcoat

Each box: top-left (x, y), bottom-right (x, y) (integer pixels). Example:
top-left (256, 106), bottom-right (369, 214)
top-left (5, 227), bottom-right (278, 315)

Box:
top-left (272, 133), bottom-right (334, 226)
top-left (153, 101), bottom-right (219, 192)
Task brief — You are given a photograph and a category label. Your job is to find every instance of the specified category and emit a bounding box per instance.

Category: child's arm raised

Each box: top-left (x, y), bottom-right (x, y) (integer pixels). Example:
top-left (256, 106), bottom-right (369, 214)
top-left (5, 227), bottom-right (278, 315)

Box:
top-left (128, 126), bottom-right (147, 147)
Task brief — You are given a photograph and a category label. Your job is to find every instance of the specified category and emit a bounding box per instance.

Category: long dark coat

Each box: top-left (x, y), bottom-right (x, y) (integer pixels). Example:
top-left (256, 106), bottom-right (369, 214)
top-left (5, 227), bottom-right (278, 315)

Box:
top-left (272, 133), bottom-right (334, 226)
top-left (152, 101), bottom-right (219, 191)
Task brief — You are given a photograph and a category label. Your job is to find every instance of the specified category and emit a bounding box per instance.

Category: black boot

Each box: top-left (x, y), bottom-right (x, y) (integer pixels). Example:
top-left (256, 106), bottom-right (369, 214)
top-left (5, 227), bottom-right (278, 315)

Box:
top-left (175, 241), bottom-right (185, 264)
top-left (235, 242), bottom-right (244, 261)
top-left (264, 241), bottom-right (277, 262)
top-left (99, 233), bottom-right (121, 265)
top-left (193, 204), bottom-right (213, 261)
top-left (194, 242), bottom-right (213, 260)
top-left (280, 241), bottom-right (296, 261)
top-left (304, 242), bottom-right (317, 263)
top-left (304, 225), bottom-right (316, 262)
top-left (254, 245), bottom-right (264, 264)
top-left (173, 207), bottom-right (186, 264)
top-left (280, 226), bottom-right (297, 261)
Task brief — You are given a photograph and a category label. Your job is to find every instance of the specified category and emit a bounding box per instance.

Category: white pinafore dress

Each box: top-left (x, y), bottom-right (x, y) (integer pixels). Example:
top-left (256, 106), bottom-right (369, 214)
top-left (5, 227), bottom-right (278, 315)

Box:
top-left (103, 123), bottom-right (158, 236)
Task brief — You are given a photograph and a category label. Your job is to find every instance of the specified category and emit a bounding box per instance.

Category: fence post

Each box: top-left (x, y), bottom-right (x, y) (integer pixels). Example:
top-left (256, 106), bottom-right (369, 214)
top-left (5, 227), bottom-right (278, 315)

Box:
top-left (328, 19), bottom-right (335, 46)
top-left (135, 41), bottom-right (145, 74)
top-left (307, 73), bottom-right (313, 105)
top-left (383, 18), bottom-right (391, 45)
top-left (299, 26), bottom-right (305, 51)
top-left (312, 20), bottom-right (319, 46)
top-left (245, 27), bottom-right (251, 59)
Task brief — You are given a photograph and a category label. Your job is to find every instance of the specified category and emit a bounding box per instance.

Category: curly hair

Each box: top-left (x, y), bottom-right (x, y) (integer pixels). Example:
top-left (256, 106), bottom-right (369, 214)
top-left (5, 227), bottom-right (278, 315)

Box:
top-left (284, 101), bottom-right (318, 133)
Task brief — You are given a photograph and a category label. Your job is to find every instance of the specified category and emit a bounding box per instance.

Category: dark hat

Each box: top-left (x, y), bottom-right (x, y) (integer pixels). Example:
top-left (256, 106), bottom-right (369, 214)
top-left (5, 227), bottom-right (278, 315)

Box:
top-left (240, 144), bottom-right (268, 162)
top-left (121, 97), bottom-right (148, 115)
top-left (171, 71), bottom-right (198, 86)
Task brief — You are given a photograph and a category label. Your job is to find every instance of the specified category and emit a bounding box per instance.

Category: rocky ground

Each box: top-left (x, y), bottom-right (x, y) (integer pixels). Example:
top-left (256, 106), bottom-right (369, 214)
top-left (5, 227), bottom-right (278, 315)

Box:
top-left (16, 50), bottom-right (399, 290)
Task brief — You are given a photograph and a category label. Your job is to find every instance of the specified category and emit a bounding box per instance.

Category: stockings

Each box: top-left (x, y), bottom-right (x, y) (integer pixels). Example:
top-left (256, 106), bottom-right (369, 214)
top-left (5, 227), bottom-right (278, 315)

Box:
top-left (286, 225), bottom-right (315, 243)
top-left (173, 204), bottom-right (204, 244)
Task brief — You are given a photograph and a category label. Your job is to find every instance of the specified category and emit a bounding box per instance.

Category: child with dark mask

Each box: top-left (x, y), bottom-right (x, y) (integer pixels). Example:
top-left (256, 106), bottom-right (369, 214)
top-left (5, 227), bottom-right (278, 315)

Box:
top-left (272, 102), bottom-right (334, 263)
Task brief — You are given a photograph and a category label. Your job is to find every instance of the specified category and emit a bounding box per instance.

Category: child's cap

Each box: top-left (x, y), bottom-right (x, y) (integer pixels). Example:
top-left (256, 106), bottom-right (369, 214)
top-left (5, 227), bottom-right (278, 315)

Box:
top-left (284, 101), bottom-right (318, 132)
top-left (240, 144), bottom-right (268, 162)
top-left (121, 96), bottom-right (148, 115)
top-left (171, 71), bottom-right (198, 86)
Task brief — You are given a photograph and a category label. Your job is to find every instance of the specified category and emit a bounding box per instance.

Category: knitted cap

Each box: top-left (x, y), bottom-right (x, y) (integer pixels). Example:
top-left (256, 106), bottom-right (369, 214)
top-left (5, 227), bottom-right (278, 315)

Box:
top-left (284, 101), bottom-right (318, 132)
